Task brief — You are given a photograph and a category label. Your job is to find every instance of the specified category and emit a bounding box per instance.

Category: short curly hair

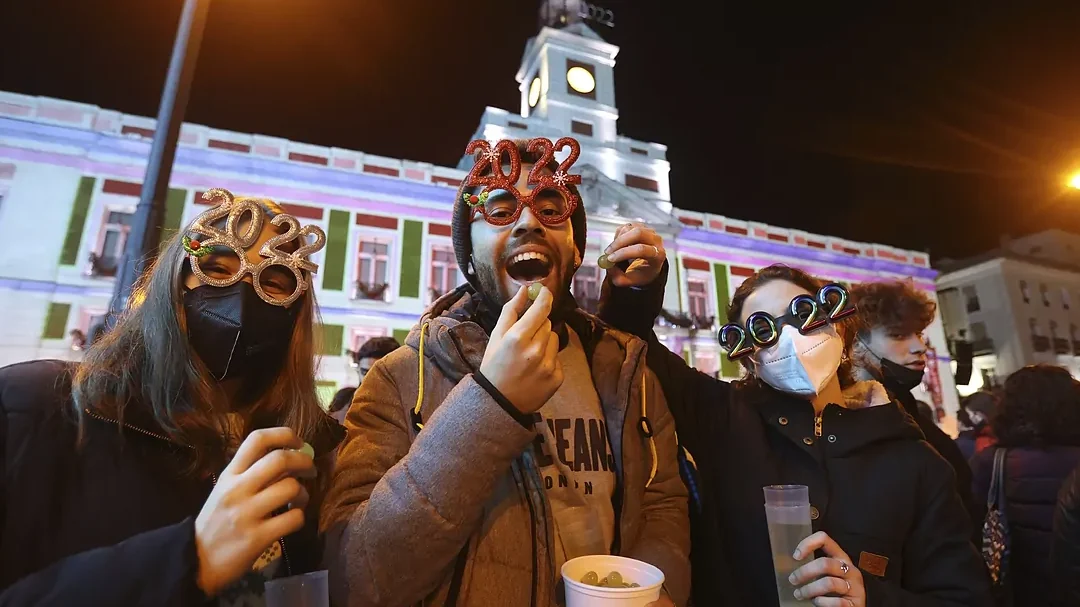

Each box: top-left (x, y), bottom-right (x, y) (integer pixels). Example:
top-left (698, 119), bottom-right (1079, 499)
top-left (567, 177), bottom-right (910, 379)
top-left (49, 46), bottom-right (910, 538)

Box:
top-left (993, 364), bottom-right (1080, 447)
top-left (849, 280), bottom-right (936, 338)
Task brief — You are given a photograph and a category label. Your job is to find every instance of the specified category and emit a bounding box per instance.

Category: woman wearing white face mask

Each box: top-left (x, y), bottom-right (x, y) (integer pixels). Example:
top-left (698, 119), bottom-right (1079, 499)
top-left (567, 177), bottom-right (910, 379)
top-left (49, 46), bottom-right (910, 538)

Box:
top-left (597, 255), bottom-right (993, 607)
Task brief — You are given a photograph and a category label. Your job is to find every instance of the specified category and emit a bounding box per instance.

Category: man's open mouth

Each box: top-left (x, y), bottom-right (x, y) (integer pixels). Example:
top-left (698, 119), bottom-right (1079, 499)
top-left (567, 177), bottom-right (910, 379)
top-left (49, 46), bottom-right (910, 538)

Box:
top-left (506, 251), bottom-right (553, 284)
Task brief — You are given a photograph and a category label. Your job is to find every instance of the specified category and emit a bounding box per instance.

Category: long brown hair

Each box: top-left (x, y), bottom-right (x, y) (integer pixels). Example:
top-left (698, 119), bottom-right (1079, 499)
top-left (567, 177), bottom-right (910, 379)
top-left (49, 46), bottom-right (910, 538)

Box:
top-left (726, 264), bottom-right (855, 392)
top-left (72, 198), bottom-right (332, 476)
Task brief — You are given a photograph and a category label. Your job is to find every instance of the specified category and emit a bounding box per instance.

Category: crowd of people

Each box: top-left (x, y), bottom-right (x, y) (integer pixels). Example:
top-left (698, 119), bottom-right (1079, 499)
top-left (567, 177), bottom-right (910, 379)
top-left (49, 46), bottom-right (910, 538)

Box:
top-left (1, 136), bottom-right (1079, 606)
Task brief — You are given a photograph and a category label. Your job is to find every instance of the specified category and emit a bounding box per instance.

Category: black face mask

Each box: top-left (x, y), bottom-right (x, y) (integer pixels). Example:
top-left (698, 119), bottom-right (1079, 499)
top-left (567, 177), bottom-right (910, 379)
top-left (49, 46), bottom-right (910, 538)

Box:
top-left (879, 356), bottom-right (926, 392)
top-left (183, 282), bottom-right (298, 383)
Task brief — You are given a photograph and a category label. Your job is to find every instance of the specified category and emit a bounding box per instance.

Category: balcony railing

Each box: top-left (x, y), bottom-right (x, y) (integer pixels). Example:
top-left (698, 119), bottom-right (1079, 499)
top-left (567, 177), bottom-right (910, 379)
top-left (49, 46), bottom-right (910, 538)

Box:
top-left (971, 338), bottom-right (995, 356)
top-left (352, 282), bottom-right (390, 301)
top-left (1032, 335), bottom-right (1051, 353)
top-left (86, 253), bottom-right (118, 278)
top-left (1054, 338), bottom-right (1072, 355)
top-left (1074, 340), bottom-right (1080, 355)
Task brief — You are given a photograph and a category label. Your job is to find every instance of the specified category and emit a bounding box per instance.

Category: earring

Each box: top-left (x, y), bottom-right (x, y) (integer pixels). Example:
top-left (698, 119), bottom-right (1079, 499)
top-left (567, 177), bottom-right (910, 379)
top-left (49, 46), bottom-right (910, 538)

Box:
top-left (841, 352), bottom-right (850, 363)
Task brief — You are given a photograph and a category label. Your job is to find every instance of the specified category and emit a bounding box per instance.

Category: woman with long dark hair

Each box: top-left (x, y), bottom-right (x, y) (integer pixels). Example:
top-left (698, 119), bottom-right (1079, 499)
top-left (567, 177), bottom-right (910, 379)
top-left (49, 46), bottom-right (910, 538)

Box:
top-left (598, 245), bottom-right (992, 606)
top-left (971, 364), bottom-right (1080, 606)
top-left (0, 189), bottom-right (342, 604)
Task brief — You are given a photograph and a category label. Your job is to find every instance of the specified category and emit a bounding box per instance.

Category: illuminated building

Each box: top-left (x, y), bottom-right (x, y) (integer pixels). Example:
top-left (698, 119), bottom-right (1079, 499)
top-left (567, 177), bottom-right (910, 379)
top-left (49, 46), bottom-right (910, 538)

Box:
top-left (0, 14), bottom-right (956, 414)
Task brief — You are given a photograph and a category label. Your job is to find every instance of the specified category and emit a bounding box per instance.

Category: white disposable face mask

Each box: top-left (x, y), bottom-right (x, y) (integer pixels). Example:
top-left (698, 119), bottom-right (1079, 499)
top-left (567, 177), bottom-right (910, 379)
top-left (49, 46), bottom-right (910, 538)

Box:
top-left (752, 325), bottom-right (843, 397)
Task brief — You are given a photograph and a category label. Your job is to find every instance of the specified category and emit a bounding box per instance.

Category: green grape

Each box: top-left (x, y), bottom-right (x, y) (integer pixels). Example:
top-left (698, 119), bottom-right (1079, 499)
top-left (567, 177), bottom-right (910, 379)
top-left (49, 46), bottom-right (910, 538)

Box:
top-left (629, 583), bottom-right (640, 588)
top-left (298, 442), bottom-right (314, 459)
top-left (580, 571), bottom-right (599, 585)
top-left (527, 282), bottom-right (543, 300)
top-left (607, 571), bottom-right (623, 586)
top-left (597, 254), bottom-right (615, 270)
top-left (597, 576), bottom-right (610, 587)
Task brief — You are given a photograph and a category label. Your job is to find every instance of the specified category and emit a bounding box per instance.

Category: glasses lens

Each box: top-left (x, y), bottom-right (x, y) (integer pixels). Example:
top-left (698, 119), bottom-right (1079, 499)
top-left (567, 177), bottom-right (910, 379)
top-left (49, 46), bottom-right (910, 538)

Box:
top-left (482, 189), bottom-right (519, 223)
top-left (530, 187), bottom-right (571, 224)
top-left (257, 265), bottom-right (300, 303)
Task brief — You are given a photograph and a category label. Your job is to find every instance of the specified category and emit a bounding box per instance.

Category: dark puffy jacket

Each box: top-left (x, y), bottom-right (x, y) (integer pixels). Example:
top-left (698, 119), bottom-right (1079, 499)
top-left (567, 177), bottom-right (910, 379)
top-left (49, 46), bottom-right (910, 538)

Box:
top-left (1052, 463), bottom-right (1080, 606)
top-left (0, 360), bottom-right (343, 605)
top-left (972, 446), bottom-right (1080, 606)
top-left (599, 272), bottom-right (993, 607)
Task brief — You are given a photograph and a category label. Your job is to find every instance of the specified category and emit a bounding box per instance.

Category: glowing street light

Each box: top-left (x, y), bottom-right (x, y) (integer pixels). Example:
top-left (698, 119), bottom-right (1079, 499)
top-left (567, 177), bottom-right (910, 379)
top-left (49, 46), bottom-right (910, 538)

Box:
top-left (1069, 172), bottom-right (1080, 190)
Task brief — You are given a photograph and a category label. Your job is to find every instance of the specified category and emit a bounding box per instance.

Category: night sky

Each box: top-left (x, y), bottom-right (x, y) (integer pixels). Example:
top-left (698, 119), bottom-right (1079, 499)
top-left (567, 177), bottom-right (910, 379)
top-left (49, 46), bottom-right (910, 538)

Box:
top-left (3, 0), bottom-right (1080, 262)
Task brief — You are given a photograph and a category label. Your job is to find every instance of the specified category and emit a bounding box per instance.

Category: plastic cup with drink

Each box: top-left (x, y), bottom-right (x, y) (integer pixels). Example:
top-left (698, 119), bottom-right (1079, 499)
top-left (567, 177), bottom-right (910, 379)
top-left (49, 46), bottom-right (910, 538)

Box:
top-left (764, 485), bottom-right (813, 606)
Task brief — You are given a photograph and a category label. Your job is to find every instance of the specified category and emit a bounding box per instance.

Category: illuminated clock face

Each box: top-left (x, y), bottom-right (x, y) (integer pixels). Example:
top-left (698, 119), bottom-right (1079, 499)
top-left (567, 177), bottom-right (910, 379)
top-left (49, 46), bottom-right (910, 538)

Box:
top-left (528, 77), bottom-right (541, 107)
top-left (566, 66), bottom-right (595, 94)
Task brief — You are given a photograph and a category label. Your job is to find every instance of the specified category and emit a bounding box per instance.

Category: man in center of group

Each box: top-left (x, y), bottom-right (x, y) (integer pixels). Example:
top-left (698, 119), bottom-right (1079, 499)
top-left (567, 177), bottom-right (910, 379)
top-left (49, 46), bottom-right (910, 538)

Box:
top-left (321, 138), bottom-right (690, 606)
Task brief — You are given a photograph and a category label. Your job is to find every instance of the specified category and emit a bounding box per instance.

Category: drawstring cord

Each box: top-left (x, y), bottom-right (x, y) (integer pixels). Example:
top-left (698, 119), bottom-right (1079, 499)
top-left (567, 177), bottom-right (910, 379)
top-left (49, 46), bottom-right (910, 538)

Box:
top-left (411, 322), bottom-right (429, 433)
top-left (640, 369), bottom-right (658, 488)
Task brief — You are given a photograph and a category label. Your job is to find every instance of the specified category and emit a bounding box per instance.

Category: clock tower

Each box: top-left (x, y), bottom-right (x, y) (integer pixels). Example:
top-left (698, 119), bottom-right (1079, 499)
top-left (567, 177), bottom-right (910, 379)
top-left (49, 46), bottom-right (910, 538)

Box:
top-left (460, 1), bottom-right (675, 216)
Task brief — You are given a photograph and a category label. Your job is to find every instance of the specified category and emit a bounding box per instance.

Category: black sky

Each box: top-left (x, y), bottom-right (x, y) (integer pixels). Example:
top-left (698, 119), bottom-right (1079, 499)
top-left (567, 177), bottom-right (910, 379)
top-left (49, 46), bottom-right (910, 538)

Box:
top-left (3, 0), bottom-right (1080, 262)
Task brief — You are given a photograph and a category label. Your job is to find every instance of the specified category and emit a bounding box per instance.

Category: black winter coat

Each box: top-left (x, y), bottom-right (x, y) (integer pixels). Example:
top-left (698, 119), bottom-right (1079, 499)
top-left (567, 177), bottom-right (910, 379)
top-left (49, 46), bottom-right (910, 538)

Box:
top-left (0, 360), bottom-right (343, 606)
top-left (1052, 463), bottom-right (1080, 606)
top-left (599, 274), bottom-right (993, 607)
top-left (891, 388), bottom-right (983, 543)
top-left (972, 445), bottom-right (1080, 606)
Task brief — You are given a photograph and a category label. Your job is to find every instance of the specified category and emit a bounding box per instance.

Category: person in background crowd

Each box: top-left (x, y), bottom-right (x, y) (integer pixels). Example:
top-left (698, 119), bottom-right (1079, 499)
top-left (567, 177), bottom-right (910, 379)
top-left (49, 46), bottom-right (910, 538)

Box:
top-left (1052, 462), bottom-right (1080, 606)
top-left (328, 387), bottom-right (358, 425)
top-left (847, 281), bottom-right (979, 529)
top-left (971, 364), bottom-right (1080, 606)
top-left (598, 228), bottom-right (993, 606)
top-left (320, 139), bottom-right (689, 607)
top-left (329, 338), bottom-right (401, 424)
top-left (956, 391), bottom-right (998, 460)
top-left (351, 336), bottom-right (400, 383)
top-left (0, 189), bottom-right (343, 604)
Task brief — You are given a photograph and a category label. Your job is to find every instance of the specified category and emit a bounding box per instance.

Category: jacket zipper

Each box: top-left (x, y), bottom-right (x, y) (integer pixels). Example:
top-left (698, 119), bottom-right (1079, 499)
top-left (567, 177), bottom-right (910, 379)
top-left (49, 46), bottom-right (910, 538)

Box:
top-left (814, 413), bottom-right (823, 438)
top-left (86, 409), bottom-right (292, 574)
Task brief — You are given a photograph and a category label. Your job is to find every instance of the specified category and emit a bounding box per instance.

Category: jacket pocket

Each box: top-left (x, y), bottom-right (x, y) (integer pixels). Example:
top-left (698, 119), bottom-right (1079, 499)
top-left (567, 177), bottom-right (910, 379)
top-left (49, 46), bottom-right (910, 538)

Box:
top-left (829, 530), bottom-right (903, 583)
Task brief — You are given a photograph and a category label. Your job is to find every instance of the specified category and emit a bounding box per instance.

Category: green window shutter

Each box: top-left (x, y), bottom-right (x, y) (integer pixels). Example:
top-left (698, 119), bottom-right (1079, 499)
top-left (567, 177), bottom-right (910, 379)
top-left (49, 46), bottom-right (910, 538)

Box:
top-left (315, 380), bottom-right (338, 410)
top-left (159, 188), bottom-right (188, 245)
top-left (712, 263), bottom-right (741, 378)
top-left (42, 302), bottom-right (72, 340)
top-left (392, 328), bottom-right (410, 345)
top-left (59, 177), bottom-right (95, 266)
top-left (322, 210), bottom-right (350, 291)
top-left (319, 323), bottom-right (344, 357)
top-left (398, 220), bottom-right (423, 298)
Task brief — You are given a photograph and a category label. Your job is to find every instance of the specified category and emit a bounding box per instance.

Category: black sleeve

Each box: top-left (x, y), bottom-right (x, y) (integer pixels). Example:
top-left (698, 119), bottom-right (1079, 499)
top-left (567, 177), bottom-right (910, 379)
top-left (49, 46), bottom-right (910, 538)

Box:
top-left (0, 517), bottom-right (208, 606)
top-left (906, 403), bottom-right (982, 544)
top-left (862, 452), bottom-right (994, 607)
top-left (597, 263), bottom-right (732, 458)
top-left (597, 261), bottom-right (669, 342)
top-left (1052, 464), bottom-right (1080, 606)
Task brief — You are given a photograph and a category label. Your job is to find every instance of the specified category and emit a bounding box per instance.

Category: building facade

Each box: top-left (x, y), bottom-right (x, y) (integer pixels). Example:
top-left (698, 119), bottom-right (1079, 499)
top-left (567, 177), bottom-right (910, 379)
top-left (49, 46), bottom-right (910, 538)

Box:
top-left (936, 230), bottom-right (1080, 393)
top-left (0, 18), bottom-right (957, 414)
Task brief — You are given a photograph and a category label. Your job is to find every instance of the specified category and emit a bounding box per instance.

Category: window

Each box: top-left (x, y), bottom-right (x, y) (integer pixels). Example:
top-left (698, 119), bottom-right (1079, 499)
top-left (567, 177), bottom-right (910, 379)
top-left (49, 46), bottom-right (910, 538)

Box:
top-left (962, 286), bottom-right (980, 313)
top-left (348, 326), bottom-right (388, 358)
top-left (625, 174), bottom-right (660, 193)
top-left (692, 348), bottom-right (720, 377)
top-left (687, 276), bottom-right (711, 320)
top-left (1020, 280), bottom-right (1030, 304)
top-left (1041, 283), bottom-right (1050, 307)
top-left (1062, 287), bottom-right (1071, 310)
top-left (572, 264), bottom-right (603, 313)
top-left (91, 210), bottom-right (134, 277)
top-left (429, 245), bottom-right (459, 300)
top-left (571, 120), bottom-right (593, 137)
top-left (354, 238), bottom-right (391, 300)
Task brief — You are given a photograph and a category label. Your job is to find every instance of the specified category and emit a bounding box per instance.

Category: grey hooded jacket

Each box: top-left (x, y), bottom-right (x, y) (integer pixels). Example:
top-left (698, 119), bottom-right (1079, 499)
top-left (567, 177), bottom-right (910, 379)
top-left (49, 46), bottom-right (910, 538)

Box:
top-left (320, 286), bottom-right (690, 607)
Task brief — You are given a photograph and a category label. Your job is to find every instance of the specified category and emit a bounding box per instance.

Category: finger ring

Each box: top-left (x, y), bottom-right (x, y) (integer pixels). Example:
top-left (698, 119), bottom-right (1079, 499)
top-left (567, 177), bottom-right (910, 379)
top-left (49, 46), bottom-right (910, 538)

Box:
top-left (845, 600), bottom-right (855, 607)
top-left (651, 245), bottom-right (659, 257)
top-left (845, 579), bottom-right (851, 594)
top-left (838, 561), bottom-right (849, 576)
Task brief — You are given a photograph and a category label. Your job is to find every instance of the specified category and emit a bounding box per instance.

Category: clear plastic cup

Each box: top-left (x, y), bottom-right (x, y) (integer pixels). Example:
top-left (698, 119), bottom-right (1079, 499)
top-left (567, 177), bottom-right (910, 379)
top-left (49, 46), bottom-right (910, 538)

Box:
top-left (562, 555), bottom-right (665, 607)
top-left (764, 486), bottom-right (813, 606)
top-left (264, 570), bottom-right (329, 607)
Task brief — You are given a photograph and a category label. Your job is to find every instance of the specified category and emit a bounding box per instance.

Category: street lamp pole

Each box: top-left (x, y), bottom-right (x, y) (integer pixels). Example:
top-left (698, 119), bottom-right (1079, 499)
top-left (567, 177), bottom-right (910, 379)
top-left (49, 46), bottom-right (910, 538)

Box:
top-left (107, 0), bottom-right (211, 320)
